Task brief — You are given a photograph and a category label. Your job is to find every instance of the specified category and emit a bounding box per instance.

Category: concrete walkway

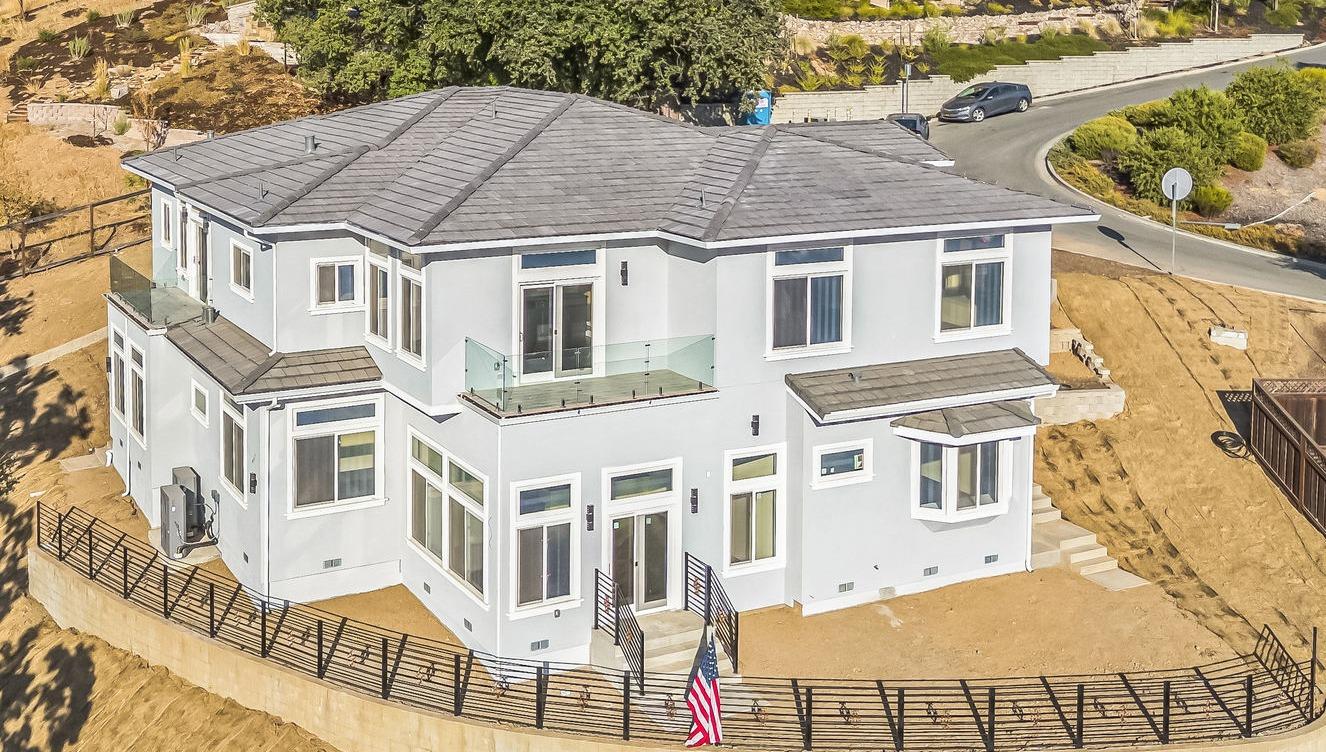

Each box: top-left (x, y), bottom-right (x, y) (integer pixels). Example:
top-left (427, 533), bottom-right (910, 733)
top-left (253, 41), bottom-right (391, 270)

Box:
top-left (0, 326), bottom-right (107, 382)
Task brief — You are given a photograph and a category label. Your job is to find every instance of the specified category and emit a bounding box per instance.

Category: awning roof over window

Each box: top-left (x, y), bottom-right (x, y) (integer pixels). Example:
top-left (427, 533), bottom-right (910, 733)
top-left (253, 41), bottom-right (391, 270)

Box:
top-left (892, 400), bottom-right (1040, 439)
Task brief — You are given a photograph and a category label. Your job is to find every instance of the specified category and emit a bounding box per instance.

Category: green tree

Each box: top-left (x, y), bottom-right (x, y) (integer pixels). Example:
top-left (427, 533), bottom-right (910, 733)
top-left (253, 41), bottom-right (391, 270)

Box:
top-left (258, 0), bottom-right (787, 108)
top-left (1225, 65), bottom-right (1321, 145)
top-left (1163, 85), bottom-right (1243, 159)
top-left (1117, 126), bottom-right (1220, 203)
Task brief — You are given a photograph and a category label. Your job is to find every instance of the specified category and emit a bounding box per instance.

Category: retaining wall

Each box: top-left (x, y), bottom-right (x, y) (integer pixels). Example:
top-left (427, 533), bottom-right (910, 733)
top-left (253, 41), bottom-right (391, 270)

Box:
top-left (773, 33), bottom-right (1304, 121)
top-left (786, 7), bottom-right (1122, 46)
top-left (1036, 326), bottom-right (1127, 424)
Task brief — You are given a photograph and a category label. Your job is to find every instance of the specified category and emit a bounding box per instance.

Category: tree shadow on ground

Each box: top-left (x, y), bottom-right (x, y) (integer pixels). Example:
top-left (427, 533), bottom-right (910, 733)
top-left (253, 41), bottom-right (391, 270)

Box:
top-left (0, 277), bottom-right (34, 341)
top-left (0, 349), bottom-right (96, 749)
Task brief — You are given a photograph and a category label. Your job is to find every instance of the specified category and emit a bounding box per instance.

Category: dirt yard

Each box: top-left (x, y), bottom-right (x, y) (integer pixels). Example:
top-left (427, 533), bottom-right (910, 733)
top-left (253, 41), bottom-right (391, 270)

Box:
top-left (1038, 250), bottom-right (1326, 662)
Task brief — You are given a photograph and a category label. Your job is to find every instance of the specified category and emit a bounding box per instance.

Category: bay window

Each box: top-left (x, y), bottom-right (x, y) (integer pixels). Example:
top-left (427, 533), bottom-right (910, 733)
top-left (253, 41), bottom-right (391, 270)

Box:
top-left (409, 435), bottom-right (487, 599)
top-left (220, 397), bottom-right (245, 501)
top-left (911, 439), bottom-right (1013, 522)
top-left (938, 235), bottom-right (1008, 336)
top-left (290, 399), bottom-right (381, 512)
top-left (768, 248), bottom-right (850, 355)
top-left (512, 475), bottom-right (577, 610)
top-left (399, 270), bottom-right (423, 361)
top-left (367, 259), bottom-right (390, 341)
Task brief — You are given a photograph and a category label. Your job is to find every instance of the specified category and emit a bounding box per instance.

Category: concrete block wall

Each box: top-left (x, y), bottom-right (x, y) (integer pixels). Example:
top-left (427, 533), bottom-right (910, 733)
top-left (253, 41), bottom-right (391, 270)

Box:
top-left (1036, 327), bottom-right (1126, 425)
top-left (773, 33), bottom-right (1303, 121)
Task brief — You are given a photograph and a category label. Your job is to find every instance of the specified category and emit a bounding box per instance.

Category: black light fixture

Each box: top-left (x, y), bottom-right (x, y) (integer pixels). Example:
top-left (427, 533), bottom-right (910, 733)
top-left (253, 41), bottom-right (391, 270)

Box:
top-left (750, 414), bottom-right (760, 436)
top-left (690, 489), bottom-right (699, 514)
top-left (248, 472), bottom-right (258, 494)
top-left (620, 260), bottom-right (629, 286)
top-left (585, 503), bottom-right (595, 531)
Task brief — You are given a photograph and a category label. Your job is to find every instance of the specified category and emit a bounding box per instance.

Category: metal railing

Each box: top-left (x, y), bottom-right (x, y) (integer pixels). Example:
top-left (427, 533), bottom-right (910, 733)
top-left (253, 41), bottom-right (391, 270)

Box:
top-left (35, 503), bottom-right (1325, 751)
top-left (684, 552), bottom-right (739, 674)
top-left (595, 568), bottom-right (645, 694)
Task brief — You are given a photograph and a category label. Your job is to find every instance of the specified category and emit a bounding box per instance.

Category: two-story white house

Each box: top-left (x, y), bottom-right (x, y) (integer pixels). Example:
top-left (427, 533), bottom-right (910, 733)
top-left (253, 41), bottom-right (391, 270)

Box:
top-left (105, 85), bottom-right (1096, 671)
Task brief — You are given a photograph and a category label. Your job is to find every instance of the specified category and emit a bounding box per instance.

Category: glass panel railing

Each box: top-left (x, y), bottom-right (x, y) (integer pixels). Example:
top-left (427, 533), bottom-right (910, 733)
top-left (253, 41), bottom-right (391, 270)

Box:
top-left (108, 255), bottom-right (204, 327)
top-left (464, 335), bottom-right (716, 415)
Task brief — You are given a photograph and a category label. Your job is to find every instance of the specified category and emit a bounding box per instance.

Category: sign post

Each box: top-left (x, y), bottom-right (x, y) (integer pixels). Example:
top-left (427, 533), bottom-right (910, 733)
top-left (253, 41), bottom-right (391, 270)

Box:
top-left (1161, 167), bottom-right (1192, 275)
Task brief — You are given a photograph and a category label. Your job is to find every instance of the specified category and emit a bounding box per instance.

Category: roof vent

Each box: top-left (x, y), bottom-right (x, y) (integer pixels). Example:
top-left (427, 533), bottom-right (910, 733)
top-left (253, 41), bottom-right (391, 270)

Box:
top-left (700, 189), bottom-right (707, 209)
top-left (849, 371), bottom-right (862, 384)
top-left (303, 134), bottom-right (317, 154)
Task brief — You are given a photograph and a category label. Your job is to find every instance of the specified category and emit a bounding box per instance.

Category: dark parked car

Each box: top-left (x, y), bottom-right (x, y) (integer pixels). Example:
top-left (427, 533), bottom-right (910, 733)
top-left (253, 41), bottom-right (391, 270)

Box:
top-left (938, 82), bottom-right (1032, 123)
top-left (887, 112), bottom-right (930, 140)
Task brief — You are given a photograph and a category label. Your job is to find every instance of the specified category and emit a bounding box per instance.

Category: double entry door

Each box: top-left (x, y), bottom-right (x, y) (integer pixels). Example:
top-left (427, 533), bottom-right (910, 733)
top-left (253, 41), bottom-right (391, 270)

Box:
top-left (610, 511), bottom-right (669, 612)
top-left (520, 282), bottom-right (593, 379)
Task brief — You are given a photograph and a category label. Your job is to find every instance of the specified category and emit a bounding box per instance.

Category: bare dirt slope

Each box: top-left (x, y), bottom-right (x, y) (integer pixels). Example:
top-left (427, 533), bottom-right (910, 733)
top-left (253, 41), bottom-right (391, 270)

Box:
top-left (1038, 251), bottom-right (1326, 661)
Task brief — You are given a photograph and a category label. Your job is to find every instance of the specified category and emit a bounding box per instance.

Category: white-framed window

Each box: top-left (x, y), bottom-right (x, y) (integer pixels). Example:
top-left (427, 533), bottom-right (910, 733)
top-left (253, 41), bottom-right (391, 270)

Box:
top-left (511, 248), bottom-right (605, 382)
top-left (159, 197), bottom-right (175, 251)
top-left (230, 239), bottom-right (254, 299)
top-left (128, 344), bottom-right (146, 446)
top-left (190, 380), bottom-right (209, 428)
top-left (288, 397), bottom-right (383, 516)
top-left (606, 460), bottom-right (679, 505)
top-left (724, 444), bottom-right (787, 574)
top-left (407, 432), bottom-right (488, 603)
top-left (936, 235), bottom-right (1010, 339)
top-left (810, 438), bottom-right (873, 490)
top-left (110, 327), bottom-right (125, 419)
top-left (397, 266), bottom-right (424, 364)
top-left (367, 256), bottom-right (390, 344)
top-left (766, 247), bottom-right (852, 359)
top-left (510, 473), bottom-right (579, 613)
top-left (220, 396), bottom-right (246, 504)
top-left (311, 257), bottom-right (361, 311)
top-left (910, 439), bottom-right (1014, 523)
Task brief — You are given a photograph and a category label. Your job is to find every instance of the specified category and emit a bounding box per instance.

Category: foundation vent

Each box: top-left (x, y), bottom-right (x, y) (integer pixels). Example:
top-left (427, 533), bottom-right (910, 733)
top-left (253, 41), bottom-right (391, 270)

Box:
top-left (837, 581), bottom-right (854, 593)
top-left (923, 565), bottom-right (939, 577)
top-left (985, 554), bottom-right (999, 564)
top-left (463, 619), bottom-right (472, 632)
top-left (423, 582), bottom-right (431, 593)
top-left (322, 558), bottom-right (342, 570)
top-left (530, 639), bottom-right (549, 652)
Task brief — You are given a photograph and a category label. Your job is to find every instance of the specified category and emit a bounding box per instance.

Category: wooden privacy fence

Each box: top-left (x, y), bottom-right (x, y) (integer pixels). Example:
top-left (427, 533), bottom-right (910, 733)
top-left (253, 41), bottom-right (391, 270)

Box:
top-left (1251, 380), bottom-right (1326, 537)
top-left (35, 502), bottom-right (1324, 751)
top-left (0, 189), bottom-right (150, 279)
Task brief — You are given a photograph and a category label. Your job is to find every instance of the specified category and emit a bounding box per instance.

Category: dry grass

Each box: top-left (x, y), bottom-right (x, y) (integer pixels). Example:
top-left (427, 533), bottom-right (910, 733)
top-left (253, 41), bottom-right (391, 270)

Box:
top-left (145, 46), bottom-right (322, 133)
top-left (0, 0), bottom-right (151, 74)
top-left (0, 122), bottom-right (128, 206)
top-left (1038, 251), bottom-right (1326, 661)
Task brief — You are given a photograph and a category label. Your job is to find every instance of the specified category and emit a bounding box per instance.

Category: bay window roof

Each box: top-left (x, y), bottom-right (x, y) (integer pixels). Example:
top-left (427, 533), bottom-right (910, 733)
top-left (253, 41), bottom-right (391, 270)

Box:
top-left (892, 400), bottom-right (1040, 439)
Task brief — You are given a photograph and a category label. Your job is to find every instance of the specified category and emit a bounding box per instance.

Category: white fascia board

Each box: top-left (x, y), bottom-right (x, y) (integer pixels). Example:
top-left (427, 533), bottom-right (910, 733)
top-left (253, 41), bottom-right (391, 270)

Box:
top-left (791, 383), bottom-right (1060, 425)
top-left (891, 422), bottom-right (1038, 445)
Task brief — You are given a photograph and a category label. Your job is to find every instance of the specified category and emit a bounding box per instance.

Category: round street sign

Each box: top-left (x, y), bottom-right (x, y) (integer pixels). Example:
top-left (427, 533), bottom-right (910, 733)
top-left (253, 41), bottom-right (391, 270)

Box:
top-left (1161, 167), bottom-right (1193, 202)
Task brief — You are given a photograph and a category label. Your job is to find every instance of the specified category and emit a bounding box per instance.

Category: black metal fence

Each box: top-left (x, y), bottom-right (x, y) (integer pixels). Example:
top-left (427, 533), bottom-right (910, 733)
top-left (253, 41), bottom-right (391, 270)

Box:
top-left (594, 568), bottom-right (645, 693)
top-left (683, 552), bottom-right (739, 673)
top-left (35, 503), bottom-right (1324, 751)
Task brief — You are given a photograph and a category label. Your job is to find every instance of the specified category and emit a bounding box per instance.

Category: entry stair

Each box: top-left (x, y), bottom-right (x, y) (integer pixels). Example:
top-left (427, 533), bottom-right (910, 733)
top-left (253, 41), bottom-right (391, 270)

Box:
top-left (1030, 483), bottom-right (1148, 591)
top-left (591, 610), bottom-right (740, 682)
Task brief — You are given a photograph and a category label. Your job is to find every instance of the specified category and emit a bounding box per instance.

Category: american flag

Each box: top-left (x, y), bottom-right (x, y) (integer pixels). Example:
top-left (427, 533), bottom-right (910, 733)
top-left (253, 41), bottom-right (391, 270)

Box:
top-left (685, 635), bottom-right (724, 747)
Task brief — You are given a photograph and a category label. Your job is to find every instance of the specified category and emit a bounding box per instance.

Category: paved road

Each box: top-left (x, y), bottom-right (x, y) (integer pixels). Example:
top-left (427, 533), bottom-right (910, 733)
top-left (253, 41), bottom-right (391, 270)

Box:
top-left (929, 45), bottom-right (1326, 301)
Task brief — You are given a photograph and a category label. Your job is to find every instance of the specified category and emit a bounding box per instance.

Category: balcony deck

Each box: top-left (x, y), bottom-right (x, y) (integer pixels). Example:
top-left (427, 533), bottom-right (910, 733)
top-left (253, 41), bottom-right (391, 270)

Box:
top-left (463, 369), bottom-right (716, 418)
top-left (107, 256), bottom-right (206, 328)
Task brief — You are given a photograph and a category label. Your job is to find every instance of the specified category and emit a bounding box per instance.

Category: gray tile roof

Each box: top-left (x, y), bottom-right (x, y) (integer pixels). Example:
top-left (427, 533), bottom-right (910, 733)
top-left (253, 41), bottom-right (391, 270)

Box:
top-left (786, 348), bottom-right (1056, 422)
top-left (166, 315), bottom-right (381, 396)
top-left (125, 86), bottom-right (1093, 249)
top-left (891, 400), bottom-right (1040, 438)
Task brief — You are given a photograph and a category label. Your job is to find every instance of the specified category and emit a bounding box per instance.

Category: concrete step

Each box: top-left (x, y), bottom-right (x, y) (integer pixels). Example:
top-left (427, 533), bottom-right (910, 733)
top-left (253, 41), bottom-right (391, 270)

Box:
top-left (1064, 543), bottom-right (1107, 565)
top-left (1038, 518), bottom-right (1098, 551)
top-left (1072, 555), bottom-right (1119, 576)
top-left (1032, 493), bottom-right (1054, 511)
top-left (1084, 567), bottom-right (1149, 591)
top-left (1032, 506), bottom-right (1061, 524)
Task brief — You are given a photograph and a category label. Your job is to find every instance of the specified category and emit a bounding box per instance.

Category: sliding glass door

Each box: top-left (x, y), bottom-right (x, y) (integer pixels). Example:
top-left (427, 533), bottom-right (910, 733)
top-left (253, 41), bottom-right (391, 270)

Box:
top-left (520, 283), bottom-right (593, 379)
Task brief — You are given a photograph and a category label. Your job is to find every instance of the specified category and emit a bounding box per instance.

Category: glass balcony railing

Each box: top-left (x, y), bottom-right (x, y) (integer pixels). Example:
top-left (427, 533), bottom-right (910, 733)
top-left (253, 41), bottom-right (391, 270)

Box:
top-left (108, 255), bottom-right (205, 327)
top-left (464, 335), bottom-right (717, 416)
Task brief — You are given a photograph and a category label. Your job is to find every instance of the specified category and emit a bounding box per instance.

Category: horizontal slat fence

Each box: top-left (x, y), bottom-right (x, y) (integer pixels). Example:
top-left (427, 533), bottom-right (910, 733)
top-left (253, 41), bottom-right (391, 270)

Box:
top-left (0, 189), bottom-right (149, 279)
top-left (1251, 380), bottom-right (1326, 540)
top-left (34, 503), bottom-right (1322, 751)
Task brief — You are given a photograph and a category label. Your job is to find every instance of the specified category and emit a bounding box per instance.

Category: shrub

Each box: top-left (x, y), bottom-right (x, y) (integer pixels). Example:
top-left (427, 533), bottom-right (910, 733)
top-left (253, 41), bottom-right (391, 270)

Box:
top-left (922, 25), bottom-right (951, 55)
top-left (112, 114), bottom-right (130, 136)
top-left (1164, 86), bottom-right (1243, 159)
top-left (1050, 143), bottom-right (1117, 197)
top-left (1227, 65), bottom-right (1321, 144)
top-left (1068, 115), bottom-right (1138, 160)
top-left (36, 28), bottom-right (57, 43)
top-left (1265, 0), bottom-right (1302, 27)
top-left (1190, 185), bottom-right (1233, 217)
top-left (1298, 67), bottom-right (1326, 106)
top-left (1277, 139), bottom-right (1319, 168)
top-left (65, 35), bottom-right (91, 61)
top-left (12, 56), bottom-right (37, 72)
top-left (1229, 131), bottom-right (1267, 171)
top-left (1117, 127), bottom-right (1221, 203)
top-left (114, 10), bottom-right (135, 29)
top-left (185, 4), bottom-right (209, 27)
top-left (1119, 100), bottom-right (1172, 127)
top-left (783, 0), bottom-right (846, 17)
top-left (987, 2), bottom-right (1014, 11)
top-left (85, 9), bottom-right (102, 22)
top-left (1141, 8), bottom-right (1197, 37)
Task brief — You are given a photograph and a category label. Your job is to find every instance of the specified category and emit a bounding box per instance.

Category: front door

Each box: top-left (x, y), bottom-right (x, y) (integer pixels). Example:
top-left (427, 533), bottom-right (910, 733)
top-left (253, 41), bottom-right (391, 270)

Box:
top-left (520, 283), bottom-right (593, 379)
top-left (182, 218), bottom-right (204, 301)
top-left (611, 511), bottom-right (669, 611)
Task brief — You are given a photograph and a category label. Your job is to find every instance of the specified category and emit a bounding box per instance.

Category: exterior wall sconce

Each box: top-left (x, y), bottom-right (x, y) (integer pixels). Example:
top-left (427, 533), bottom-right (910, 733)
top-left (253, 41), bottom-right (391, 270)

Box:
top-left (586, 503), bottom-right (595, 531)
top-left (620, 261), bottom-right (628, 286)
top-left (750, 414), bottom-right (760, 436)
top-left (690, 488), bottom-right (699, 514)
top-left (248, 472), bottom-right (258, 494)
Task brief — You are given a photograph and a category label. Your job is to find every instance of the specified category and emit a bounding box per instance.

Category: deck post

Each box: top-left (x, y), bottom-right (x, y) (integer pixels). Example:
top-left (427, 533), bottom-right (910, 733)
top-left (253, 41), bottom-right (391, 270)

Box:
top-left (898, 687), bottom-right (905, 750)
top-left (260, 600), bottom-right (268, 657)
top-left (535, 661), bottom-right (548, 729)
top-left (316, 621), bottom-right (325, 677)
top-left (86, 526), bottom-right (94, 579)
top-left (1076, 683), bottom-right (1085, 748)
top-left (161, 563), bottom-right (169, 618)
top-left (987, 687), bottom-right (996, 752)
top-left (622, 671), bottom-right (631, 740)
top-left (56, 511), bottom-right (64, 559)
top-left (704, 564), bottom-right (713, 626)
top-left (452, 654), bottom-right (462, 715)
top-left (1245, 675), bottom-right (1254, 736)
top-left (380, 637), bottom-right (389, 699)
top-left (208, 582), bottom-right (216, 637)
top-left (34, 502), bottom-right (41, 549)
top-left (121, 547), bottom-right (128, 598)
top-left (1162, 681), bottom-right (1171, 743)
top-left (1312, 627), bottom-right (1319, 718)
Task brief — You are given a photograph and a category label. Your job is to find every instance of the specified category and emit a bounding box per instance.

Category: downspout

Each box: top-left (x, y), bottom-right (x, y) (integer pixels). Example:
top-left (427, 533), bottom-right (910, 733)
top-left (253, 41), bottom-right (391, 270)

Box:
top-left (494, 424), bottom-right (504, 656)
top-left (268, 242), bottom-right (279, 355)
top-left (261, 400), bottom-right (276, 595)
top-left (1024, 437), bottom-right (1034, 573)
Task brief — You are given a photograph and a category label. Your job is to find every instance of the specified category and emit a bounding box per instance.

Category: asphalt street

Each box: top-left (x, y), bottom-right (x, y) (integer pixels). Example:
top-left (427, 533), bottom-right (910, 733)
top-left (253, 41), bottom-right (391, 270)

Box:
top-left (928, 43), bottom-right (1326, 301)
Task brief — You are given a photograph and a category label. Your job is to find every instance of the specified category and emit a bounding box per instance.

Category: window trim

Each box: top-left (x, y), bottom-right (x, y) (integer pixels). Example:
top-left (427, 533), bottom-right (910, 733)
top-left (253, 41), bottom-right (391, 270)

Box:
top-left (365, 255), bottom-right (392, 350)
top-left (764, 245), bottom-right (853, 360)
top-left (229, 238), bottom-right (255, 301)
top-left (405, 429), bottom-right (490, 608)
top-left (109, 325), bottom-right (125, 420)
top-left (309, 256), bottom-right (364, 314)
top-left (126, 343), bottom-right (146, 449)
top-left (908, 438), bottom-right (1016, 523)
top-left (508, 472), bottom-right (581, 619)
top-left (722, 443), bottom-right (787, 577)
top-left (159, 196), bottom-right (175, 251)
top-left (510, 247), bottom-right (607, 384)
top-left (810, 438), bottom-right (874, 490)
top-left (285, 394), bottom-right (385, 519)
top-left (190, 379), bottom-right (209, 428)
top-left (218, 396), bottom-right (246, 507)
top-left (933, 238), bottom-right (1012, 343)
top-left (598, 458), bottom-right (684, 614)
top-left (396, 264), bottom-right (426, 369)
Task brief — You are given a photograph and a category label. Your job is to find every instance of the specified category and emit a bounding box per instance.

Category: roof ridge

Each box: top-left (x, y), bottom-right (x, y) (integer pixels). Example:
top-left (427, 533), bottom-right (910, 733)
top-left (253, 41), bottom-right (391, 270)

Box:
top-left (235, 351), bottom-right (286, 393)
top-left (175, 149), bottom-right (362, 190)
top-left (774, 122), bottom-right (939, 170)
top-left (406, 93), bottom-right (578, 244)
top-left (699, 128), bottom-right (777, 243)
